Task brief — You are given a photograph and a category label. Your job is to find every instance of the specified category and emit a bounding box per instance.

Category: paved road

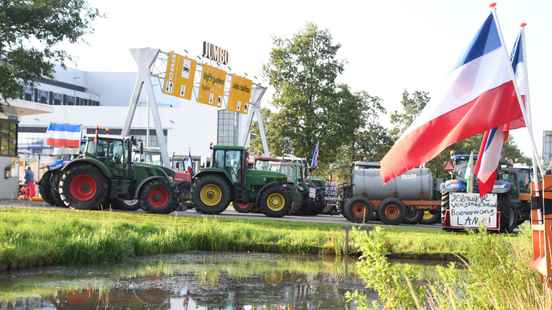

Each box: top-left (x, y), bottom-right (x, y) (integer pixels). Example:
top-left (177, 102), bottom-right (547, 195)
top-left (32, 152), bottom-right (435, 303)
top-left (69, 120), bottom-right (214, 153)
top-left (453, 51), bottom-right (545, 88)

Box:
top-left (1, 199), bottom-right (441, 230)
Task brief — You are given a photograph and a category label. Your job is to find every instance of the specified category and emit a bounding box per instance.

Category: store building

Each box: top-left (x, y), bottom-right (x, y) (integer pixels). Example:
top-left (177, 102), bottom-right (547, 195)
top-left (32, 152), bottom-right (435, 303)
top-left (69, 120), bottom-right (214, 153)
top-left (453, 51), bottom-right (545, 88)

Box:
top-left (0, 99), bottom-right (52, 199)
top-left (17, 66), bottom-right (251, 161)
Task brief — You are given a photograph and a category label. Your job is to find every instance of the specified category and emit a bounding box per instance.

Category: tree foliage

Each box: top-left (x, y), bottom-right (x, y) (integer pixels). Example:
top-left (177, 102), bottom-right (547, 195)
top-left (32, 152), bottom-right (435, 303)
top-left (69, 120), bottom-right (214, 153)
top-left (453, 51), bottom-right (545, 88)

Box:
top-left (262, 23), bottom-right (389, 175)
top-left (0, 0), bottom-right (99, 99)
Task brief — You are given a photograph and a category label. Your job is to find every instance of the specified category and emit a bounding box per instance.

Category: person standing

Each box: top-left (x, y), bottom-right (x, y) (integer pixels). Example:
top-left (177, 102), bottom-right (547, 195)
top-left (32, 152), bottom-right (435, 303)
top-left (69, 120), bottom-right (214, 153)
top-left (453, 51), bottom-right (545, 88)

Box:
top-left (24, 166), bottom-right (36, 200)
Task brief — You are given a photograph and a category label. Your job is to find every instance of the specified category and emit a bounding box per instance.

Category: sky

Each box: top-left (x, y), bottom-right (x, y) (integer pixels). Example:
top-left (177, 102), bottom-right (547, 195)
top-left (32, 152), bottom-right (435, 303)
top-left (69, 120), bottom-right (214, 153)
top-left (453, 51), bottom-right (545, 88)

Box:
top-left (63, 0), bottom-right (552, 158)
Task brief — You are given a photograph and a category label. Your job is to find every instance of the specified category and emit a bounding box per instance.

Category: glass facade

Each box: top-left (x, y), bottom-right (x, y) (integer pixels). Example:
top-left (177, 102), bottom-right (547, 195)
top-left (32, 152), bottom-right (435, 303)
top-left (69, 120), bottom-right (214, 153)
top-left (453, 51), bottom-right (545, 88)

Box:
top-left (0, 119), bottom-right (18, 157)
top-left (217, 110), bottom-right (240, 146)
top-left (22, 86), bottom-right (100, 106)
top-left (544, 131), bottom-right (552, 166)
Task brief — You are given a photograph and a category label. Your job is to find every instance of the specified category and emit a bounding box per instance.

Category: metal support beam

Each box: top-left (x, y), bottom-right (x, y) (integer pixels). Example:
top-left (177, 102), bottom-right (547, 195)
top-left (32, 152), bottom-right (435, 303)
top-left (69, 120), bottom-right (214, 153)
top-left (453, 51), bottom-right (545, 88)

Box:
top-left (122, 48), bottom-right (170, 167)
top-left (241, 86), bottom-right (269, 156)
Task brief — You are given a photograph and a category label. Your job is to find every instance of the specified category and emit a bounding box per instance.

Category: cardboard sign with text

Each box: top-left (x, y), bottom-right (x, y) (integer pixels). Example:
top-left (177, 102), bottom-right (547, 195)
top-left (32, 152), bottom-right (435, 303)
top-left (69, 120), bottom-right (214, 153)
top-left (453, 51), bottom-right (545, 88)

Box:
top-left (449, 193), bottom-right (498, 229)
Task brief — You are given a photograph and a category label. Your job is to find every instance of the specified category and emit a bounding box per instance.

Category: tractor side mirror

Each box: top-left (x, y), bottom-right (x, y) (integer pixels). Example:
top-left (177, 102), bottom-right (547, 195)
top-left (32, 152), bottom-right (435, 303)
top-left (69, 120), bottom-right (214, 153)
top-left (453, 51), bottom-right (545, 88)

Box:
top-left (139, 141), bottom-right (144, 154)
top-left (130, 136), bottom-right (137, 146)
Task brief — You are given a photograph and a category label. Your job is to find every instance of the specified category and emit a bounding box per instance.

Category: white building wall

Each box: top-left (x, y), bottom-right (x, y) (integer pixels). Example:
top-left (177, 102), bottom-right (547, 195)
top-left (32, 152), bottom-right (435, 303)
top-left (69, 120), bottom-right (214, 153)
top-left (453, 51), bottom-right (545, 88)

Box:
top-left (0, 157), bottom-right (18, 200)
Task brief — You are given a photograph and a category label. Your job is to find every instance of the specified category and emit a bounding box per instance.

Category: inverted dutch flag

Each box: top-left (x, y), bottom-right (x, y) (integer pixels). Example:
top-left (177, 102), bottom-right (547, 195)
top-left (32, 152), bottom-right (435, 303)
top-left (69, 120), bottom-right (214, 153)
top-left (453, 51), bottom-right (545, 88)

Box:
top-left (380, 12), bottom-right (524, 182)
top-left (185, 149), bottom-right (194, 174)
top-left (474, 27), bottom-right (529, 197)
top-left (45, 123), bottom-right (82, 149)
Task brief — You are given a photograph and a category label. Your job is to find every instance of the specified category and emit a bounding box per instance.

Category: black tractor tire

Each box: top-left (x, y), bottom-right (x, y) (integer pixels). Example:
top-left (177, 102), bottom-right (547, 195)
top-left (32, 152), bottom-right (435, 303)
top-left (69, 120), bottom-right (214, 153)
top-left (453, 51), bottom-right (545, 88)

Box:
top-left (378, 198), bottom-right (405, 225)
top-left (403, 206), bottom-right (423, 224)
top-left (343, 197), bottom-right (374, 223)
top-left (38, 171), bottom-right (55, 206)
top-left (233, 202), bottom-right (252, 213)
top-left (498, 194), bottom-right (517, 233)
top-left (140, 180), bottom-right (176, 214)
top-left (59, 165), bottom-right (108, 210)
top-left (259, 184), bottom-right (292, 218)
top-left (192, 175), bottom-right (232, 214)
top-left (419, 209), bottom-right (441, 225)
top-left (49, 171), bottom-right (65, 207)
top-left (111, 199), bottom-right (141, 211)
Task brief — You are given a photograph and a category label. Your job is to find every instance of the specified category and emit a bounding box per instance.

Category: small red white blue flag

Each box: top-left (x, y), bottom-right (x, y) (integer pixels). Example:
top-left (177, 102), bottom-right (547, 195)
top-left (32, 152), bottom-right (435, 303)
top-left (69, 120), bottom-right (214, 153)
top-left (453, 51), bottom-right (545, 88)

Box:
top-left (311, 141), bottom-right (319, 169)
top-left (45, 123), bottom-right (82, 149)
top-left (186, 149), bottom-right (194, 174)
top-left (381, 11), bottom-right (524, 182)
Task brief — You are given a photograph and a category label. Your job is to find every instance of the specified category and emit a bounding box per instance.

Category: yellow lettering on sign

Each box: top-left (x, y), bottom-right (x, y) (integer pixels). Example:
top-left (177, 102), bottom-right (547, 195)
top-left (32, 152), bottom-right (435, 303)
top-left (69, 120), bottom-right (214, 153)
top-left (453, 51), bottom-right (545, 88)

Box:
top-left (197, 64), bottom-right (227, 107)
top-left (227, 75), bottom-right (253, 114)
top-left (162, 51), bottom-right (197, 100)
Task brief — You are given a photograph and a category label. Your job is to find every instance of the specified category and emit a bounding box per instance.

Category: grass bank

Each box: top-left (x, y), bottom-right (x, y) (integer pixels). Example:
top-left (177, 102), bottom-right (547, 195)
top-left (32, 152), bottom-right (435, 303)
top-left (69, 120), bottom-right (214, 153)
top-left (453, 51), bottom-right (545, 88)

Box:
top-left (348, 225), bottom-right (546, 309)
top-left (0, 206), bottom-right (515, 271)
top-left (0, 207), bottom-right (350, 270)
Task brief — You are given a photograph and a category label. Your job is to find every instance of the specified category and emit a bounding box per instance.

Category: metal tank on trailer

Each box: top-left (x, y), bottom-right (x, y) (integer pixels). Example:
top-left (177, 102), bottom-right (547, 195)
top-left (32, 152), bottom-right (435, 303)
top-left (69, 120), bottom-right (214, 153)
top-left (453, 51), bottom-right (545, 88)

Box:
top-left (341, 161), bottom-right (441, 225)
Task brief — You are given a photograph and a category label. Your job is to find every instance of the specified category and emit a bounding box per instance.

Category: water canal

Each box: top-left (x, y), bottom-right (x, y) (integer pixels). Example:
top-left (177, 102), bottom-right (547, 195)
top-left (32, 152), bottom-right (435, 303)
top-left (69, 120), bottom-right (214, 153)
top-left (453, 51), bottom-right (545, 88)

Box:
top-left (0, 252), bottom-right (374, 309)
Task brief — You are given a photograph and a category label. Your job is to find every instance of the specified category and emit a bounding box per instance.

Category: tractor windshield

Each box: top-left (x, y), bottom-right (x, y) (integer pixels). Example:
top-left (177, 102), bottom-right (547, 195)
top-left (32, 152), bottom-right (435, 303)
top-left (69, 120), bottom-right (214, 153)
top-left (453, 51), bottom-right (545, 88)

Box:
top-left (86, 138), bottom-right (125, 164)
top-left (213, 149), bottom-right (243, 183)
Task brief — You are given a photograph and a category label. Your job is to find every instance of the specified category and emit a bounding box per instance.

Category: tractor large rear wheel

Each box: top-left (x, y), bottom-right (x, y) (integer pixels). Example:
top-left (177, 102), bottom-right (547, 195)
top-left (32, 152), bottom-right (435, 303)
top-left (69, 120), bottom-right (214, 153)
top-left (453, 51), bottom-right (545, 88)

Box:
top-left (59, 165), bottom-right (108, 210)
top-left (38, 171), bottom-right (55, 206)
top-left (192, 175), bottom-right (231, 214)
top-left (140, 180), bottom-right (176, 214)
top-left (259, 184), bottom-right (291, 218)
top-left (403, 206), bottom-right (423, 224)
top-left (499, 194), bottom-right (517, 233)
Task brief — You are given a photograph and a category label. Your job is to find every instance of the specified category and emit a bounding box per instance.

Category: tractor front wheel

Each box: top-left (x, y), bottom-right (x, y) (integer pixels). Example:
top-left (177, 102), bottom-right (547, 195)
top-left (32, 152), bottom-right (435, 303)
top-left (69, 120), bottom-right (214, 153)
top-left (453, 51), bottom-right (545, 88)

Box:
top-left (259, 184), bottom-right (291, 218)
top-left (59, 165), bottom-right (108, 210)
top-left (38, 171), bottom-right (55, 206)
top-left (192, 175), bottom-right (231, 214)
top-left (140, 180), bottom-right (176, 214)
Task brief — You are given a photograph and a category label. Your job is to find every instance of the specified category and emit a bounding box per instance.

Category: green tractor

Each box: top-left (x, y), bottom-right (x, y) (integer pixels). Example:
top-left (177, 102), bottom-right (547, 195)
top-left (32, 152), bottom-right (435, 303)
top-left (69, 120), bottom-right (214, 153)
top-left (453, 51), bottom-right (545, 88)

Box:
top-left (56, 135), bottom-right (179, 213)
top-left (191, 145), bottom-right (297, 217)
top-left (254, 156), bottom-right (326, 215)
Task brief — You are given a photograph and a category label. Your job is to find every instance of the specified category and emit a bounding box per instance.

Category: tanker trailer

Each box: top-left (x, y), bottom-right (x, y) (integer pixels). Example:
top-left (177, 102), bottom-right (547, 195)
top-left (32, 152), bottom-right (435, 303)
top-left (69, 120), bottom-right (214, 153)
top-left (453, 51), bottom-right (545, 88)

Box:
top-left (340, 161), bottom-right (442, 225)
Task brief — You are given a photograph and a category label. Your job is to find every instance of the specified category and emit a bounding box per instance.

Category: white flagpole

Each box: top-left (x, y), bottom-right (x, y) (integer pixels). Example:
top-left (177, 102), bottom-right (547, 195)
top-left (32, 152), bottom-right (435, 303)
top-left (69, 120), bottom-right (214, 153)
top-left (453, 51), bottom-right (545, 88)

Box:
top-left (490, 5), bottom-right (542, 179)
top-left (519, 24), bottom-right (543, 178)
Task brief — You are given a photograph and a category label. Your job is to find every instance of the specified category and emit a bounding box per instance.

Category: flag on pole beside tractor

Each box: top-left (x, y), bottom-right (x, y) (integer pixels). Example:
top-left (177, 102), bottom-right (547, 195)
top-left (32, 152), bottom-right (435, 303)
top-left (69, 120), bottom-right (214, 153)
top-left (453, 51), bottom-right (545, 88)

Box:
top-left (227, 75), bottom-right (253, 114)
top-left (380, 11), bottom-right (524, 183)
top-left (311, 141), bottom-right (319, 169)
top-left (198, 64), bottom-right (227, 107)
top-left (162, 51), bottom-right (197, 100)
top-left (45, 123), bottom-right (81, 149)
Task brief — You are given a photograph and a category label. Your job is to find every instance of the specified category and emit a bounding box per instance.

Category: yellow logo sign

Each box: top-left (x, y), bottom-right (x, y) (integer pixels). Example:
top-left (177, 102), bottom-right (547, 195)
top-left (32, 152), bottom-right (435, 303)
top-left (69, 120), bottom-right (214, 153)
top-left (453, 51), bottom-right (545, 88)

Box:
top-left (227, 75), bottom-right (253, 114)
top-left (162, 52), bottom-right (196, 100)
top-left (197, 64), bottom-right (227, 107)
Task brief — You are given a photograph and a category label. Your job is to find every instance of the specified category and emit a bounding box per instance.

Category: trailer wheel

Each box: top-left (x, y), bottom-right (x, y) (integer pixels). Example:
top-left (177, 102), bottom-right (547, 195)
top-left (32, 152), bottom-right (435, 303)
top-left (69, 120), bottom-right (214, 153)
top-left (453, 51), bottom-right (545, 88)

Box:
top-left (403, 206), bottom-right (423, 224)
top-left (378, 198), bottom-right (405, 225)
top-left (499, 194), bottom-right (517, 233)
top-left (140, 180), bottom-right (176, 214)
top-left (343, 198), bottom-right (373, 223)
top-left (419, 209), bottom-right (441, 225)
top-left (192, 175), bottom-right (231, 214)
top-left (38, 171), bottom-right (55, 206)
top-left (259, 184), bottom-right (291, 217)
top-left (59, 165), bottom-right (108, 210)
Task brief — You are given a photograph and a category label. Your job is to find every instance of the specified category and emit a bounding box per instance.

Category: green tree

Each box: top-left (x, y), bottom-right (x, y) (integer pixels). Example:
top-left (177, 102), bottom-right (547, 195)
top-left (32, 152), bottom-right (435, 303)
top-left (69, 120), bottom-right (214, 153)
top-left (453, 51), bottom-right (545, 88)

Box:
top-left (389, 90), bottom-right (430, 139)
top-left (264, 23), bottom-right (379, 171)
top-left (0, 0), bottom-right (99, 100)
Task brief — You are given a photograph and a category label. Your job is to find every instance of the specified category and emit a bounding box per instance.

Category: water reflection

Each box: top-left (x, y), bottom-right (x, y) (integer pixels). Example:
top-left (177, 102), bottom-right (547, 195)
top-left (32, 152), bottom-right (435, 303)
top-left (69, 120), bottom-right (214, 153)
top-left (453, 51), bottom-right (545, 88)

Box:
top-left (0, 252), bottom-right (372, 309)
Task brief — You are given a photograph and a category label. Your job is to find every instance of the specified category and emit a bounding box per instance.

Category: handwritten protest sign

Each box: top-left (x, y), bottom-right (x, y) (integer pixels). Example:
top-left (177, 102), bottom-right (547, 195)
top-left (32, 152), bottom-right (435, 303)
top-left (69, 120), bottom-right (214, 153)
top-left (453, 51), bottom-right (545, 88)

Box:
top-left (449, 193), bottom-right (498, 229)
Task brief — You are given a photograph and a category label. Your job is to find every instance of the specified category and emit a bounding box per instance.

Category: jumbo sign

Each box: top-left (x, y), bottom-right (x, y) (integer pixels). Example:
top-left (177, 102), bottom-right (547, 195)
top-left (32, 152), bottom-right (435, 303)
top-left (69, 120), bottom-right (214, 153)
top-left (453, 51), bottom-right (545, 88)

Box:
top-left (202, 41), bottom-right (229, 65)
